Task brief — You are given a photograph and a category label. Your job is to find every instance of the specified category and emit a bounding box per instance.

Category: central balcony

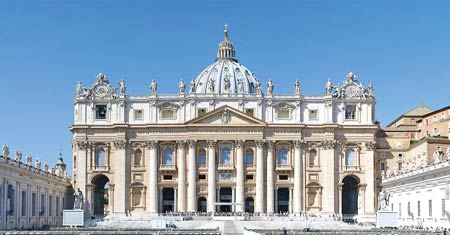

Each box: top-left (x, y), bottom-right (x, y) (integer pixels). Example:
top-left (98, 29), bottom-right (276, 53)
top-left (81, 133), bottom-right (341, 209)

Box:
top-left (159, 164), bottom-right (176, 171)
top-left (218, 163), bottom-right (234, 170)
top-left (275, 164), bottom-right (292, 171)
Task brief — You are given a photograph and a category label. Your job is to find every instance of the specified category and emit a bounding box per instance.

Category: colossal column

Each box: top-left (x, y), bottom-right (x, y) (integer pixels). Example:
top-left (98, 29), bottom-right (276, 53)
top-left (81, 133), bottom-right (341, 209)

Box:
top-left (114, 140), bottom-right (127, 215)
top-left (293, 140), bottom-right (301, 215)
top-left (255, 140), bottom-right (264, 213)
top-left (187, 140), bottom-right (197, 212)
top-left (321, 140), bottom-right (337, 215)
top-left (147, 140), bottom-right (158, 214)
top-left (235, 140), bottom-right (244, 213)
top-left (266, 140), bottom-right (274, 214)
top-left (207, 140), bottom-right (216, 213)
top-left (177, 141), bottom-right (186, 212)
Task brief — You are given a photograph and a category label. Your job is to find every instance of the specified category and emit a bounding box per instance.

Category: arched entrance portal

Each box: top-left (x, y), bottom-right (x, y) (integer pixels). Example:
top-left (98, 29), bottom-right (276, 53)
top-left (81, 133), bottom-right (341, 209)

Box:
top-left (219, 187), bottom-right (232, 212)
top-left (92, 174), bottom-right (110, 216)
top-left (341, 175), bottom-right (359, 216)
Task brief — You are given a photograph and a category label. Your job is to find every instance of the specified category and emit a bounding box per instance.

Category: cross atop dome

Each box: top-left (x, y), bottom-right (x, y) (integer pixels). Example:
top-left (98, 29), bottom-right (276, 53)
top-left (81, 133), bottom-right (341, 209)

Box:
top-left (217, 25), bottom-right (236, 62)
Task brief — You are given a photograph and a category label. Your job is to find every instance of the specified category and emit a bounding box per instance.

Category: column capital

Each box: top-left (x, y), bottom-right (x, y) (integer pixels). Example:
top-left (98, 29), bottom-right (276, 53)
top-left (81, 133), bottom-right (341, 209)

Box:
top-left (109, 184), bottom-right (115, 191)
top-left (365, 141), bottom-right (376, 151)
top-left (207, 140), bottom-right (216, 149)
top-left (188, 140), bottom-right (197, 149)
top-left (337, 183), bottom-right (344, 190)
top-left (146, 140), bottom-right (158, 149)
top-left (177, 140), bottom-right (186, 150)
top-left (234, 140), bottom-right (244, 149)
top-left (321, 139), bottom-right (339, 150)
top-left (293, 140), bottom-right (305, 150)
top-left (266, 140), bottom-right (274, 149)
top-left (255, 140), bottom-right (265, 148)
top-left (76, 141), bottom-right (89, 150)
top-left (114, 140), bottom-right (127, 150)
top-left (358, 183), bottom-right (367, 191)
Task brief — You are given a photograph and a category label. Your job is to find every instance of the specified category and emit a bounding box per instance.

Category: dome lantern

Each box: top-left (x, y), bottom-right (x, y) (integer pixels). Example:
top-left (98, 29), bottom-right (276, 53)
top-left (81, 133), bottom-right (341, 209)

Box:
top-left (216, 24), bottom-right (237, 62)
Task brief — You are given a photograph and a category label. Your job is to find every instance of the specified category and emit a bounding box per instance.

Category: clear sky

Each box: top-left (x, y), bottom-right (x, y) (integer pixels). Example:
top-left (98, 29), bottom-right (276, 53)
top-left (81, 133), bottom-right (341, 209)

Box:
top-left (0, 0), bottom-right (449, 175)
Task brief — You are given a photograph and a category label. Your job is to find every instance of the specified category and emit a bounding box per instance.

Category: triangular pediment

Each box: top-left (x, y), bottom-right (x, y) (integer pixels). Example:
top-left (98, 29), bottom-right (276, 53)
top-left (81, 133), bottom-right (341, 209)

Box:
top-left (186, 105), bottom-right (266, 126)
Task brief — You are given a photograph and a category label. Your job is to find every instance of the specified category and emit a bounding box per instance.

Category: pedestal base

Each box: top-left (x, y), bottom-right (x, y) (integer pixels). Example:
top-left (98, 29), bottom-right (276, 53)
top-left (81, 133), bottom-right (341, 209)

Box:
top-left (376, 211), bottom-right (398, 228)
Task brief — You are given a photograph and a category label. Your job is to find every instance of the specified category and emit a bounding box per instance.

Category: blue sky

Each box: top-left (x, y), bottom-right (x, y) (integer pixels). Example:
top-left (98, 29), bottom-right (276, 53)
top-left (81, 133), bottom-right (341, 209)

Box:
top-left (0, 0), bottom-right (449, 174)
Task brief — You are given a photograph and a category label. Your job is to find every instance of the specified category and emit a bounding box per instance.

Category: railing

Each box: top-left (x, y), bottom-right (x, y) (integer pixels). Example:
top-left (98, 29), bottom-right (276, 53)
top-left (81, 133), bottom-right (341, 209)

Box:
top-left (218, 164), bottom-right (234, 170)
top-left (276, 164), bottom-right (292, 170)
top-left (159, 164), bottom-right (176, 170)
top-left (342, 165), bottom-right (361, 171)
top-left (93, 165), bottom-right (110, 171)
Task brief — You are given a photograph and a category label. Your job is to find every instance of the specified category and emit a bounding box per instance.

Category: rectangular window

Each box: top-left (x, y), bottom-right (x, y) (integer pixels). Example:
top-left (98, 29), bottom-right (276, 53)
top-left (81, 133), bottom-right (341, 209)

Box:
top-left (163, 175), bottom-right (173, 180)
top-left (95, 105), bottom-right (107, 119)
top-left (246, 174), bottom-right (254, 180)
top-left (21, 191), bottom-right (26, 217)
top-left (417, 201), bottom-right (421, 217)
top-left (134, 109), bottom-right (143, 120)
top-left (245, 108), bottom-right (254, 117)
top-left (345, 105), bottom-right (356, 120)
top-left (398, 162), bottom-right (403, 170)
top-left (425, 119), bottom-right (429, 125)
top-left (380, 162), bottom-right (385, 171)
top-left (429, 200), bottom-right (432, 217)
top-left (32, 193), bottom-right (36, 216)
top-left (198, 174), bottom-right (206, 180)
top-left (399, 202), bottom-right (402, 217)
top-left (442, 199), bottom-right (446, 217)
top-left (309, 109), bottom-right (318, 121)
top-left (197, 108), bottom-right (206, 117)
top-left (279, 175), bottom-right (289, 180)
top-left (161, 109), bottom-right (176, 119)
top-left (49, 196), bottom-right (52, 216)
top-left (277, 109), bottom-right (290, 119)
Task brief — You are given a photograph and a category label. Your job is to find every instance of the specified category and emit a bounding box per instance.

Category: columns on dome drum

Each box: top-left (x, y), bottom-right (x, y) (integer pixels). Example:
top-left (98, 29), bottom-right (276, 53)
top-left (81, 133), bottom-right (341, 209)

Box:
top-left (187, 140), bottom-right (197, 212)
top-left (235, 140), bottom-right (245, 213)
top-left (147, 140), bottom-right (158, 214)
top-left (207, 140), bottom-right (216, 213)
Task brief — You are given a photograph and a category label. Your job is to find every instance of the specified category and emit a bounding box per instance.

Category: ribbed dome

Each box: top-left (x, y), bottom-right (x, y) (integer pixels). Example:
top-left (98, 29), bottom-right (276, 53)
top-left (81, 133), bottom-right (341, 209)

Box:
top-left (191, 28), bottom-right (259, 95)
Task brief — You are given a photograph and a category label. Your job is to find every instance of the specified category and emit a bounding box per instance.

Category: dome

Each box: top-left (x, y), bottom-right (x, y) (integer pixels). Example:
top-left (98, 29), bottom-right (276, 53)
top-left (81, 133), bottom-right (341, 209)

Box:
top-left (190, 28), bottom-right (259, 95)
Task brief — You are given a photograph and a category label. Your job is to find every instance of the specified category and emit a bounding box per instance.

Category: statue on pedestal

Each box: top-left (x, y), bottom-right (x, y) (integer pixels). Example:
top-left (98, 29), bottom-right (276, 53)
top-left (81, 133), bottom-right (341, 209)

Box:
top-left (150, 80), bottom-right (157, 95)
top-left (326, 79), bottom-right (333, 95)
top-left (255, 79), bottom-right (262, 94)
top-left (73, 188), bottom-right (84, 209)
top-left (35, 159), bottom-right (41, 169)
top-left (178, 79), bottom-right (186, 94)
top-left (378, 189), bottom-right (390, 211)
top-left (26, 154), bottom-right (32, 165)
top-left (119, 79), bottom-right (127, 95)
top-left (189, 79), bottom-right (196, 93)
top-left (2, 145), bottom-right (9, 158)
top-left (294, 80), bottom-right (300, 94)
top-left (267, 79), bottom-right (274, 94)
top-left (237, 78), bottom-right (243, 93)
top-left (15, 150), bottom-right (22, 162)
top-left (76, 82), bottom-right (83, 97)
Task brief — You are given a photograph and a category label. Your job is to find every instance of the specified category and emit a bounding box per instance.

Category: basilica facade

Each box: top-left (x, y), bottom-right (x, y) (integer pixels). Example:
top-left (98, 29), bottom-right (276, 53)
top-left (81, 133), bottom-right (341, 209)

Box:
top-left (71, 29), bottom-right (378, 221)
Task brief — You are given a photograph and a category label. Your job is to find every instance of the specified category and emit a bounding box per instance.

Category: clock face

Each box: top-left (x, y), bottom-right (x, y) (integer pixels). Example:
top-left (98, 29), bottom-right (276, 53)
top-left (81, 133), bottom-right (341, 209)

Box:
top-left (95, 85), bottom-right (108, 97)
top-left (345, 85), bottom-right (358, 97)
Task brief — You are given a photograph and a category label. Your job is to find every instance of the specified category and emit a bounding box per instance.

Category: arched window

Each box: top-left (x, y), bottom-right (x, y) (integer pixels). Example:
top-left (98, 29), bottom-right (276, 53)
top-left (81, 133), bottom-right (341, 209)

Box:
top-left (246, 149), bottom-right (254, 166)
top-left (163, 148), bottom-right (173, 165)
top-left (198, 149), bottom-right (206, 166)
top-left (345, 149), bottom-right (356, 166)
top-left (221, 147), bottom-right (231, 165)
top-left (278, 148), bottom-right (288, 165)
top-left (309, 149), bottom-right (317, 166)
top-left (134, 149), bottom-right (142, 166)
top-left (95, 148), bottom-right (106, 166)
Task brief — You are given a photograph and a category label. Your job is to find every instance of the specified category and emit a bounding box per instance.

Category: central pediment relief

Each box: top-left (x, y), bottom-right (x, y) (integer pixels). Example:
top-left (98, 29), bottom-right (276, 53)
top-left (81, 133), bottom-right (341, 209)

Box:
top-left (186, 105), bottom-right (266, 126)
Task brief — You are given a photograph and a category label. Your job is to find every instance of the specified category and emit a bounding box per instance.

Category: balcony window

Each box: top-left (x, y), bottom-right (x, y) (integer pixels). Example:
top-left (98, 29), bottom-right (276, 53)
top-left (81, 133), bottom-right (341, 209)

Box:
top-left (278, 148), bottom-right (288, 165)
top-left (161, 109), bottom-right (176, 119)
top-left (134, 109), bottom-right (143, 120)
top-left (246, 149), bottom-right (254, 166)
top-left (220, 147), bottom-right (231, 165)
top-left (134, 149), bottom-right (142, 166)
top-left (95, 105), bottom-right (107, 120)
top-left (163, 148), bottom-right (174, 165)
